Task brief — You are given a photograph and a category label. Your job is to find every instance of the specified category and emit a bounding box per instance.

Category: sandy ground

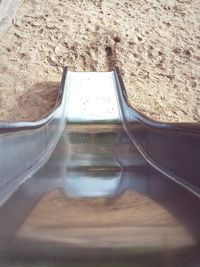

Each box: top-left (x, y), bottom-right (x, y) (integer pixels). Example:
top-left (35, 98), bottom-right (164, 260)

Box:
top-left (0, 0), bottom-right (200, 122)
top-left (0, 0), bottom-right (20, 35)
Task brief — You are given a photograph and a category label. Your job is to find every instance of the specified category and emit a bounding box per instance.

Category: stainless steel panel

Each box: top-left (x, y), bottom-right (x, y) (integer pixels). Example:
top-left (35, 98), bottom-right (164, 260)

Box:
top-left (0, 67), bottom-right (200, 266)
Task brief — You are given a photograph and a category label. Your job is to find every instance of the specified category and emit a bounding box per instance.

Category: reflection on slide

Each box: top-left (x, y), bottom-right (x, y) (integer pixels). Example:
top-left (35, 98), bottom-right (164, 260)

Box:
top-left (0, 68), bottom-right (200, 266)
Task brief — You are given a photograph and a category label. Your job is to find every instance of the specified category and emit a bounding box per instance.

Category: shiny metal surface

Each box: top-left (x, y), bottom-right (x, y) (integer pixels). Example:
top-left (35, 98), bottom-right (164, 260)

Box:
top-left (66, 72), bottom-right (120, 123)
top-left (0, 67), bottom-right (200, 266)
top-left (0, 67), bottom-right (68, 206)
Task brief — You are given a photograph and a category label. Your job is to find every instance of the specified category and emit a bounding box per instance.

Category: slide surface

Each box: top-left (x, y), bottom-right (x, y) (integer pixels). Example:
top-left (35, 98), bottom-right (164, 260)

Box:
top-left (0, 67), bottom-right (200, 266)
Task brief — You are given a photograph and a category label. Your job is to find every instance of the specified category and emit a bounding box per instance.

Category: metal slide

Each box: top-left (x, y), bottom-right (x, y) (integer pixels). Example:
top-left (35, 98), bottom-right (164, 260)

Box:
top-left (0, 67), bottom-right (200, 266)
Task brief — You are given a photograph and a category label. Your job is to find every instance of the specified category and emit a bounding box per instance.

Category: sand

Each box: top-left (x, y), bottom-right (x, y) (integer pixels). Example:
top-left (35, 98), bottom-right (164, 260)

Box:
top-left (0, 0), bottom-right (199, 122)
top-left (0, 0), bottom-right (20, 35)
